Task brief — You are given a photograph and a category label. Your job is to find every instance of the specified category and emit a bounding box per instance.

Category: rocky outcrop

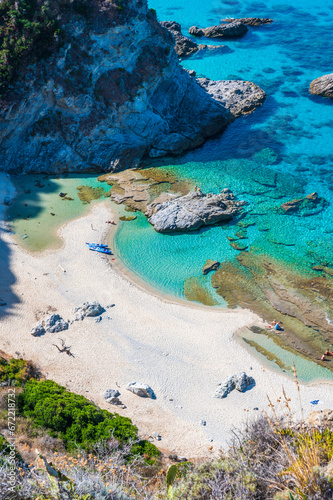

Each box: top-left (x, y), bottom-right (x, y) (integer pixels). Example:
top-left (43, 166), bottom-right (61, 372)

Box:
top-left (199, 79), bottom-right (266, 118)
top-left (0, 0), bottom-right (231, 174)
top-left (126, 382), bottom-right (156, 399)
top-left (160, 21), bottom-right (199, 57)
top-left (310, 73), bottom-right (333, 98)
top-left (280, 192), bottom-right (327, 215)
top-left (189, 22), bottom-right (248, 39)
top-left (146, 188), bottom-right (246, 233)
top-left (221, 18), bottom-right (273, 26)
top-left (202, 260), bottom-right (220, 275)
top-left (31, 323), bottom-right (46, 337)
top-left (214, 372), bottom-right (255, 398)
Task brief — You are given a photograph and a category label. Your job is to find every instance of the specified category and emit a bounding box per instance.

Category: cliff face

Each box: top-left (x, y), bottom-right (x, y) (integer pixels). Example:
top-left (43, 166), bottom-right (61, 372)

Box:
top-left (0, 0), bottom-right (229, 174)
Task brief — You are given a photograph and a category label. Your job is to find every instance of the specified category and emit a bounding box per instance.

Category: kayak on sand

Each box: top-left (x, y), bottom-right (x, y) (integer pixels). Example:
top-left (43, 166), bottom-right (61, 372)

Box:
top-left (88, 246), bottom-right (112, 255)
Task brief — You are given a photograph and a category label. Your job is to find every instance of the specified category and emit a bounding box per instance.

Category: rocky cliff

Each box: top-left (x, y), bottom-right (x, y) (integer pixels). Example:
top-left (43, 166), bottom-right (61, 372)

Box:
top-left (0, 0), bottom-right (231, 174)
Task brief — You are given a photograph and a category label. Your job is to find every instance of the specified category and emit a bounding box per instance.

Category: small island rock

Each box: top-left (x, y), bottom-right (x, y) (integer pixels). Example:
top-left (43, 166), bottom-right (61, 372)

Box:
top-left (202, 260), bottom-right (220, 275)
top-left (189, 22), bottom-right (248, 39)
top-left (146, 189), bottom-right (246, 233)
top-left (310, 73), bottom-right (333, 98)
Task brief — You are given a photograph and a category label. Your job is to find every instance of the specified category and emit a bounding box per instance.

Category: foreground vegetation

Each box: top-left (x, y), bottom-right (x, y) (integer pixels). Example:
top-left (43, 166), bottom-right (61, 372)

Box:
top-left (0, 356), bottom-right (333, 498)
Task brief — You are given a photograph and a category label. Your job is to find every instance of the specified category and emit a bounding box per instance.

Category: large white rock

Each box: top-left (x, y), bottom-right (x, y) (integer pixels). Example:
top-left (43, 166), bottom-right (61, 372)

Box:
top-left (126, 382), bottom-right (156, 399)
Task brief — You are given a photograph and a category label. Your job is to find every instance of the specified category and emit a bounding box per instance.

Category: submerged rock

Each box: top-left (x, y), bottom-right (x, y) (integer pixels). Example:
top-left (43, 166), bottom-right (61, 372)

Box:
top-left (160, 21), bottom-right (199, 57)
top-left (280, 192), bottom-right (327, 215)
top-left (126, 382), bottom-right (156, 399)
top-left (189, 22), bottom-right (248, 39)
top-left (74, 302), bottom-right (104, 320)
top-left (146, 189), bottom-right (245, 233)
top-left (310, 73), bottom-right (333, 98)
top-left (202, 260), bottom-right (220, 275)
top-left (198, 79), bottom-right (266, 118)
top-left (221, 18), bottom-right (273, 26)
top-left (45, 314), bottom-right (69, 333)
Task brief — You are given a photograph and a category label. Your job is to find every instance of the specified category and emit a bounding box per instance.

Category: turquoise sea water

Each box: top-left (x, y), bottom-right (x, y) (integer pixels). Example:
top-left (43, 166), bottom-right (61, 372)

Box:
top-left (115, 0), bottom-right (333, 303)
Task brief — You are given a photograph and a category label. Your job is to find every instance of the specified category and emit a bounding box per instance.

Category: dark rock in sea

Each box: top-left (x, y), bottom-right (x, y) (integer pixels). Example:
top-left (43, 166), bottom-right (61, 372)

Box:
top-left (198, 78), bottom-right (266, 118)
top-left (146, 188), bottom-right (246, 233)
top-left (160, 21), bottom-right (199, 57)
top-left (202, 260), bottom-right (220, 275)
top-left (0, 299), bottom-right (7, 306)
top-left (280, 192), bottom-right (327, 216)
top-left (4, 196), bottom-right (12, 206)
top-left (310, 73), bottom-right (333, 98)
top-left (126, 382), bottom-right (156, 399)
top-left (221, 17), bottom-right (273, 26)
top-left (45, 314), bottom-right (69, 333)
top-left (189, 22), bottom-right (248, 39)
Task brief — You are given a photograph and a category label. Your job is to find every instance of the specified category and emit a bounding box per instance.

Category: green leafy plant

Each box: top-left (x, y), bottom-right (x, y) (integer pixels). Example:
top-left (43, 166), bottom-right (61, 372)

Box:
top-left (0, 356), bottom-right (38, 385)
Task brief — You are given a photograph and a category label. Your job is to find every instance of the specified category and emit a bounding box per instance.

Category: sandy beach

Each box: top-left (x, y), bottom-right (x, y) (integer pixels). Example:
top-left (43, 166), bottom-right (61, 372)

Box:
top-left (1, 174), bottom-right (333, 459)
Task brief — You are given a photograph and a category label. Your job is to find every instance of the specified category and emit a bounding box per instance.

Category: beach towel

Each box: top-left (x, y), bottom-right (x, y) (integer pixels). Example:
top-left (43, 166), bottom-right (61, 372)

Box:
top-left (309, 400), bottom-right (323, 406)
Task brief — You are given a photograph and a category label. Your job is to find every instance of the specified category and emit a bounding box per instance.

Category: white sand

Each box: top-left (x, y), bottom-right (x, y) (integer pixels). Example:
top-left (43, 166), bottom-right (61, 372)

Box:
top-left (1, 175), bottom-right (333, 459)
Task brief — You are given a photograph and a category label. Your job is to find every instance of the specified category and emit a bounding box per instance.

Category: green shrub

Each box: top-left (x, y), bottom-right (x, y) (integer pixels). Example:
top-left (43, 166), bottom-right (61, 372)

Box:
top-left (18, 380), bottom-right (160, 461)
top-left (0, 434), bottom-right (24, 466)
top-left (0, 357), bottom-right (38, 385)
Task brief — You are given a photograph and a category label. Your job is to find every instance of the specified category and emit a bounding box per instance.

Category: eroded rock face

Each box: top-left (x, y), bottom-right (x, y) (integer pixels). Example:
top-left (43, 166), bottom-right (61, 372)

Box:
top-left (146, 188), bottom-right (246, 233)
top-left (45, 314), bottom-right (69, 333)
top-left (310, 73), bottom-right (333, 98)
top-left (0, 0), bottom-right (230, 174)
top-left (189, 22), bottom-right (248, 39)
top-left (221, 18), bottom-right (273, 26)
top-left (160, 21), bottom-right (199, 57)
top-left (198, 79), bottom-right (266, 118)
top-left (74, 302), bottom-right (104, 320)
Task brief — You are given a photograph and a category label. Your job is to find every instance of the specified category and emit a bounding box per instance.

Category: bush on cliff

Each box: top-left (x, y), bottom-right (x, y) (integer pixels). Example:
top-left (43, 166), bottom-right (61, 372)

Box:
top-left (18, 379), bottom-right (160, 462)
top-left (0, 356), bottom-right (39, 386)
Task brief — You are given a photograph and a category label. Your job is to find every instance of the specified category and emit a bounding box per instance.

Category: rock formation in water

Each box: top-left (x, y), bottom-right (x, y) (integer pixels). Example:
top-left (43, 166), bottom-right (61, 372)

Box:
top-left (202, 260), bottom-right (220, 275)
top-left (146, 188), bottom-right (246, 233)
top-left (221, 18), bottom-right (273, 26)
top-left (310, 73), bottom-right (333, 98)
top-left (0, 0), bottom-right (231, 174)
top-left (189, 22), bottom-right (248, 39)
top-left (160, 21), bottom-right (199, 57)
top-left (199, 78), bottom-right (266, 118)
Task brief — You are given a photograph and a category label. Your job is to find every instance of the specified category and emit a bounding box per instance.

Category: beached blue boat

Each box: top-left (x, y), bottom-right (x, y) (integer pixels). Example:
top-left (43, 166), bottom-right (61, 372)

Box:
top-left (85, 242), bottom-right (108, 248)
top-left (88, 246), bottom-right (112, 255)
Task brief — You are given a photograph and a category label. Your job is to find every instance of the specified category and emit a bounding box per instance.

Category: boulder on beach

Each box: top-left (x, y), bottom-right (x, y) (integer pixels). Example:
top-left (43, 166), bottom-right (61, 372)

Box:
top-left (146, 189), bottom-right (246, 233)
top-left (31, 323), bottom-right (46, 337)
top-left (104, 389), bottom-right (121, 405)
top-left (214, 372), bottom-right (255, 398)
top-left (189, 22), bottom-right (248, 39)
top-left (310, 73), bottom-right (333, 98)
top-left (45, 314), bottom-right (69, 333)
top-left (202, 260), bottom-right (220, 275)
top-left (74, 302), bottom-right (104, 320)
top-left (126, 382), bottom-right (156, 399)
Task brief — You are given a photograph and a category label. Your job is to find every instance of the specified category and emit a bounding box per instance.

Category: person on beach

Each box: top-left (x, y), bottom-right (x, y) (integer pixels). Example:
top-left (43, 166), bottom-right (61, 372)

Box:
top-left (194, 185), bottom-right (197, 192)
top-left (321, 355), bottom-right (326, 361)
top-left (198, 187), bottom-right (202, 194)
top-left (325, 349), bottom-right (330, 356)
top-left (274, 322), bottom-right (283, 331)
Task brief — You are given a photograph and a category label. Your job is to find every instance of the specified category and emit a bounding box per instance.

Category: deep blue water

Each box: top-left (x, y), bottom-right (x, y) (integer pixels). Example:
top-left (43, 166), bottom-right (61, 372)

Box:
top-left (114, 0), bottom-right (333, 306)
